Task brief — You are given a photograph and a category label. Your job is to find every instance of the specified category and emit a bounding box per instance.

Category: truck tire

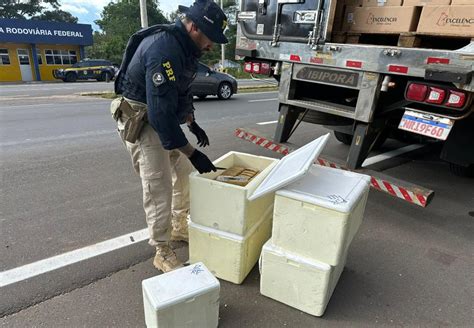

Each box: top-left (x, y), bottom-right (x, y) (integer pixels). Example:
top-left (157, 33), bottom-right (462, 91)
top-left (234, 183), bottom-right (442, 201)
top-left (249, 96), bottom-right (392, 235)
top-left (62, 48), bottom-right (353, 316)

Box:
top-left (65, 72), bottom-right (77, 82)
top-left (300, 110), bottom-right (352, 126)
top-left (333, 130), bottom-right (388, 149)
top-left (449, 163), bottom-right (474, 178)
top-left (334, 131), bottom-right (352, 145)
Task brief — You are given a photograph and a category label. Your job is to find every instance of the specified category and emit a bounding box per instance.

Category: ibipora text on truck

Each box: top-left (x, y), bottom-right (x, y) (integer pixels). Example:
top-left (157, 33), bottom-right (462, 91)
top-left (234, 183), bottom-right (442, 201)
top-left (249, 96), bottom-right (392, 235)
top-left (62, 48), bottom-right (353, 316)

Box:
top-left (235, 0), bottom-right (473, 177)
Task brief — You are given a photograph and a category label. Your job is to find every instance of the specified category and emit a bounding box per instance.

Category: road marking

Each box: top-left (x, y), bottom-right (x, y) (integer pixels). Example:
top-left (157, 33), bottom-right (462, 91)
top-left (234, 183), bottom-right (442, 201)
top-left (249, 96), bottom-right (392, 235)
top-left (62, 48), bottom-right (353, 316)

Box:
top-left (362, 144), bottom-right (426, 167)
top-left (236, 91), bottom-right (277, 96)
top-left (257, 120), bottom-right (278, 125)
top-left (248, 98), bottom-right (278, 103)
top-left (0, 229), bottom-right (148, 288)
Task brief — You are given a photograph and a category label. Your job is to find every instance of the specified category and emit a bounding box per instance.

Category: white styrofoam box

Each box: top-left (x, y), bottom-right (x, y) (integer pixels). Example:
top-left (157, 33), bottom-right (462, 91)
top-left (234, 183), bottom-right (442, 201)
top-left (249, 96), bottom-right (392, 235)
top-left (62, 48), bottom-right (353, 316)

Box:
top-left (190, 151), bottom-right (278, 235)
top-left (259, 241), bottom-right (346, 317)
top-left (142, 262), bottom-right (220, 328)
top-left (188, 207), bottom-right (273, 284)
top-left (272, 164), bottom-right (370, 265)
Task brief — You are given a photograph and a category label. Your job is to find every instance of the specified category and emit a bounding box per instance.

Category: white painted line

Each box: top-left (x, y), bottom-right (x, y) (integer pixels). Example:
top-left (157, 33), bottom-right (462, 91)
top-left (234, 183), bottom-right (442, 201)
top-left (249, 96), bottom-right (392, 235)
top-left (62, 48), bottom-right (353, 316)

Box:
top-left (248, 98), bottom-right (278, 103)
top-left (235, 90), bottom-right (278, 96)
top-left (0, 229), bottom-right (148, 288)
top-left (362, 144), bottom-right (426, 167)
top-left (257, 120), bottom-right (278, 125)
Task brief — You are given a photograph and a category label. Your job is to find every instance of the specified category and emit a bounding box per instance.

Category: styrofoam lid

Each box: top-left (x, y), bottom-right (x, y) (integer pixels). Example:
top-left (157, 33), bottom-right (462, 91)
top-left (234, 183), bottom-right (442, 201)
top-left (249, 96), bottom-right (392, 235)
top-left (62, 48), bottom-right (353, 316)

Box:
top-left (248, 133), bottom-right (330, 201)
top-left (277, 164), bottom-right (371, 212)
top-left (142, 262), bottom-right (219, 309)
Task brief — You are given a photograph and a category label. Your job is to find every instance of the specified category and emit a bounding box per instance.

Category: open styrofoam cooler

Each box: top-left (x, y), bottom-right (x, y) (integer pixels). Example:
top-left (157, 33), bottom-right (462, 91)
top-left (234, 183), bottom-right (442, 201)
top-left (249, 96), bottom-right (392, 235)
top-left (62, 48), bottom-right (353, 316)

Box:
top-left (249, 133), bottom-right (370, 265)
top-left (142, 262), bottom-right (220, 328)
top-left (272, 165), bottom-right (370, 265)
top-left (188, 207), bottom-right (273, 284)
top-left (190, 151), bottom-right (278, 236)
top-left (259, 241), bottom-right (346, 317)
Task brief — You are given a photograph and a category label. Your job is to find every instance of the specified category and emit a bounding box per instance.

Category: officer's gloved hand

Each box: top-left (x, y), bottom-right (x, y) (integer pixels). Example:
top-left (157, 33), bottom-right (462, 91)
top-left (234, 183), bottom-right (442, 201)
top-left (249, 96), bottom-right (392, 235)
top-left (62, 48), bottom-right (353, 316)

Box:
top-left (189, 150), bottom-right (217, 174)
top-left (187, 121), bottom-right (209, 147)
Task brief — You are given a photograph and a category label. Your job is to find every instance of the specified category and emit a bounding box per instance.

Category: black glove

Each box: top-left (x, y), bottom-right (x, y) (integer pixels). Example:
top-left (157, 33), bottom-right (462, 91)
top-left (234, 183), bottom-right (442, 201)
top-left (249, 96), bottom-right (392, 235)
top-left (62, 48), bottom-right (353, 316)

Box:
top-left (189, 150), bottom-right (217, 174)
top-left (187, 121), bottom-right (209, 147)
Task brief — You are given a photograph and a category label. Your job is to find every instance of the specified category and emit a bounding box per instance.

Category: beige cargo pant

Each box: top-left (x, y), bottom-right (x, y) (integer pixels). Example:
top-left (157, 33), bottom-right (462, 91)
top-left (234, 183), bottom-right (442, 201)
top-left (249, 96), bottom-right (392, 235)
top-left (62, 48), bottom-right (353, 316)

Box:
top-left (117, 98), bottom-right (193, 247)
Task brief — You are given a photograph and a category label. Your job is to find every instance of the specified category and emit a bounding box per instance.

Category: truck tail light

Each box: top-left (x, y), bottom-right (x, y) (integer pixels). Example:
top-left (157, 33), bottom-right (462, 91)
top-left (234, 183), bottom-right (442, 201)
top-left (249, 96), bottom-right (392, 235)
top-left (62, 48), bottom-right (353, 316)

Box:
top-left (406, 83), bottom-right (428, 102)
top-left (445, 90), bottom-right (466, 108)
top-left (244, 61), bottom-right (272, 76)
top-left (252, 62), bottom-right (261, 74)
top-left (260, 62), bottom-right (271, 75)
top-left (405, 82), bottom-right (468, 110)
top-left (426, 87), bottom-right (446, 105)
top-left (244, 62), bottom-right (252, 73)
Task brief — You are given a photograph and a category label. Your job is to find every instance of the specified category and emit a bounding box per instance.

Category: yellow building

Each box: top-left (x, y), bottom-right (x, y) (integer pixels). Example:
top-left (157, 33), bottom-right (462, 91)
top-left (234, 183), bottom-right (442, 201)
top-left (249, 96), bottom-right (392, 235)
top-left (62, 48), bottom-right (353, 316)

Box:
top-left (0, 18), bottom-right (92, 82)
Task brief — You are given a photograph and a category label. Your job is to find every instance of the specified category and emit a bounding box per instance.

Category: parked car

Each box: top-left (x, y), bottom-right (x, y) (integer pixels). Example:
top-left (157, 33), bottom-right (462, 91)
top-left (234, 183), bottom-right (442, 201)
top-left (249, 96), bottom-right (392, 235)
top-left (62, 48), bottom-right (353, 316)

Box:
top-left (191, 62), bottom-right (237, 100)
top-left (53, 59), bottom-right (115, 82)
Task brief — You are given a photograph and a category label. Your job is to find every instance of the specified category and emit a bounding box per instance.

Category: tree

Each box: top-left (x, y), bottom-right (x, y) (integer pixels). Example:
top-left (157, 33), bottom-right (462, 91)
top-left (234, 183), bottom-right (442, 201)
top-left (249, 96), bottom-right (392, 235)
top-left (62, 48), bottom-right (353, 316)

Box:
top-left (167, 9), bottom-right (180, 23)
top-left (88, 0), bottom-right (168, 64)
top-left (0, 0), bottom-right (59, 19)
top-left (32, 10), bottom-right (78, 24)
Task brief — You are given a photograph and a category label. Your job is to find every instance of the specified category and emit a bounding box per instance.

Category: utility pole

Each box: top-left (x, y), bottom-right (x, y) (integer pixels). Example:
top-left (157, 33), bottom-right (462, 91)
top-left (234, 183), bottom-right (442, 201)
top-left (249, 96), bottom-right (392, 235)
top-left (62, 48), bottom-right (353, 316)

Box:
top-left (139, 0), bottom-right (149, 28)
top-left (220, 0), bottom-right (225, 72)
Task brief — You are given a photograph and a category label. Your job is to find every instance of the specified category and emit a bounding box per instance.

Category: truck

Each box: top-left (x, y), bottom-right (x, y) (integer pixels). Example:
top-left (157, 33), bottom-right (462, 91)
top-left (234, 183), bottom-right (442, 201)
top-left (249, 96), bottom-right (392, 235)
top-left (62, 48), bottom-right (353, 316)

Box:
top-left (235, 0), bottom-right (473, 177)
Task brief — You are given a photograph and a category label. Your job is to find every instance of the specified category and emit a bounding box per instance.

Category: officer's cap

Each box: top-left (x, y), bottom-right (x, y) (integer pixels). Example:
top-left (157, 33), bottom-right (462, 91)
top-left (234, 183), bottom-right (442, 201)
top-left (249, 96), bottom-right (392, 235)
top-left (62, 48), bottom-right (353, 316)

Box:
top-left (179, 0), bottom-right (228, 44)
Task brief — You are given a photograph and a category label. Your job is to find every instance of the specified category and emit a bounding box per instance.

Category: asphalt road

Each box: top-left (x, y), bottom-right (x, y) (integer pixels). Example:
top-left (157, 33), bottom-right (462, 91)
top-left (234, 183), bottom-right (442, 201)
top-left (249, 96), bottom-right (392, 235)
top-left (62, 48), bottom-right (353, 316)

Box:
top-left (0, 83), bottom-right (473, 326)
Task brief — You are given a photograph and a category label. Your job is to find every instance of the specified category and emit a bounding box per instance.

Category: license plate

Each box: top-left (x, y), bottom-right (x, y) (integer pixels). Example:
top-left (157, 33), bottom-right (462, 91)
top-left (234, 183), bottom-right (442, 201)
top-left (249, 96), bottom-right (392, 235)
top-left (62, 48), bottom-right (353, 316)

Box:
top-left (398, 110), bottom-right (453, 140)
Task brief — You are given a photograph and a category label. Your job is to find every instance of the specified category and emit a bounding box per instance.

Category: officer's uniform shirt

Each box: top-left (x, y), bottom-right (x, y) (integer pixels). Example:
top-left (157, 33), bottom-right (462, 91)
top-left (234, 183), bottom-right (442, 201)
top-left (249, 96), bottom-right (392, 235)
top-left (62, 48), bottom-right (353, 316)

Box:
top-left (121, 20), bottom-right (200, 150)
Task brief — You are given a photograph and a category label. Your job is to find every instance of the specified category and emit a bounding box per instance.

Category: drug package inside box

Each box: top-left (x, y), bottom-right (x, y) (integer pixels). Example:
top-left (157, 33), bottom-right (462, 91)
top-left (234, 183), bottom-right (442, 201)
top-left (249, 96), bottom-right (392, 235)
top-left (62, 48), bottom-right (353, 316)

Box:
top-left (216, 166), bottom-right (260, 187)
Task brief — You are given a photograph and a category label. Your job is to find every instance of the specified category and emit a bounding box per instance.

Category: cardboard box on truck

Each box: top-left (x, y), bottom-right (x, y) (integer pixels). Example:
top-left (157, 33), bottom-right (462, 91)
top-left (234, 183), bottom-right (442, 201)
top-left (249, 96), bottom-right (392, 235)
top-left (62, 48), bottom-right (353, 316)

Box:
top-left (362, 0), bottom-right (403, 6)
top-left (341, 6), bottom-right (359, 30)
top-left (334, 0), bottom-right (364, 32)
top-left (417, 5), bottom-right (474, 37)
top-left (450, 0), bottom-right (472, 5)
top-left (349, 6), bottom-right (422, 33)
top-left (403, 0), bottom-right (451, 5)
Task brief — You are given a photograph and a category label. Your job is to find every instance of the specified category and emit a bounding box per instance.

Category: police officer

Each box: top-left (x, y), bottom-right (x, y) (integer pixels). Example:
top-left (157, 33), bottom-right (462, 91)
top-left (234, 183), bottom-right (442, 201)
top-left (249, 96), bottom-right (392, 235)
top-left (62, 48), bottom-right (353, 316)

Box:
top-left (112, 0), bottom-right (228, 272)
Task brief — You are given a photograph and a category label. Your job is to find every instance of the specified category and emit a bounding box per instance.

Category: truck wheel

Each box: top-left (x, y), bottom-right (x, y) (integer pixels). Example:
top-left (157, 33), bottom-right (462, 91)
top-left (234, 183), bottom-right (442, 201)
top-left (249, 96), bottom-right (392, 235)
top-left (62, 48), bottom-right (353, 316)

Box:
top-left (65, 72), bottom-right (77, 82)
top-left (334, 130), bottom-right (388, 149)
top-left (301, 111), bottom-right (352, 126)
top-left (449, 163), bottom-right (474, 178)
top-left (334, 131), bottom-right (352, 145)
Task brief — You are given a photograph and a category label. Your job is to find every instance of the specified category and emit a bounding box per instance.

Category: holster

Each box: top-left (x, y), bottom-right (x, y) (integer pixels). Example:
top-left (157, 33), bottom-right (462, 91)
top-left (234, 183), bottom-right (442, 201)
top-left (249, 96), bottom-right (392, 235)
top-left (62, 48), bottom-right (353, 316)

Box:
top-left (110, 97), bottom-right (147, 143)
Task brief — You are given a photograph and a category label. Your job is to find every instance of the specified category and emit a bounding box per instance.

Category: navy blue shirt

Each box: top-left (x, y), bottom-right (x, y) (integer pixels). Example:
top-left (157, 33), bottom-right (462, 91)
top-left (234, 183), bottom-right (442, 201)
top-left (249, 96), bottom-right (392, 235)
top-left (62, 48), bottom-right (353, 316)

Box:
top-left (121, 21), bottom-right (200, 150)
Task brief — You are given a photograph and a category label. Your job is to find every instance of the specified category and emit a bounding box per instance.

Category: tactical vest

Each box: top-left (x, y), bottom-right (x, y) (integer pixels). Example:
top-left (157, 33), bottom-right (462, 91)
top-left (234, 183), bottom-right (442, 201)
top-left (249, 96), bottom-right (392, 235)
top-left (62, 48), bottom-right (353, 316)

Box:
top-left (114, 24), bottom-right (174, 95)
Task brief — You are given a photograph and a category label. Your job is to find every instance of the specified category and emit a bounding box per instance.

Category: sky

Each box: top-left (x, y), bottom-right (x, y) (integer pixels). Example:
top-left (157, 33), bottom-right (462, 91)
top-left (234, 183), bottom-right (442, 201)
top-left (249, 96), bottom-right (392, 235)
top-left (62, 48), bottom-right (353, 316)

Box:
top-left (58, 0), bottom-right (194, 29)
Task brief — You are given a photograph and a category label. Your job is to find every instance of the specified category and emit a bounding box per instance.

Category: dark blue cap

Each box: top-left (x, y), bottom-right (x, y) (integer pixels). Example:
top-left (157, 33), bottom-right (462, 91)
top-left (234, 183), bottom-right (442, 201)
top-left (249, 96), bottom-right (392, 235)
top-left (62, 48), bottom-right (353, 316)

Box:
top-left (179, 0), bottom-right (228, 44)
